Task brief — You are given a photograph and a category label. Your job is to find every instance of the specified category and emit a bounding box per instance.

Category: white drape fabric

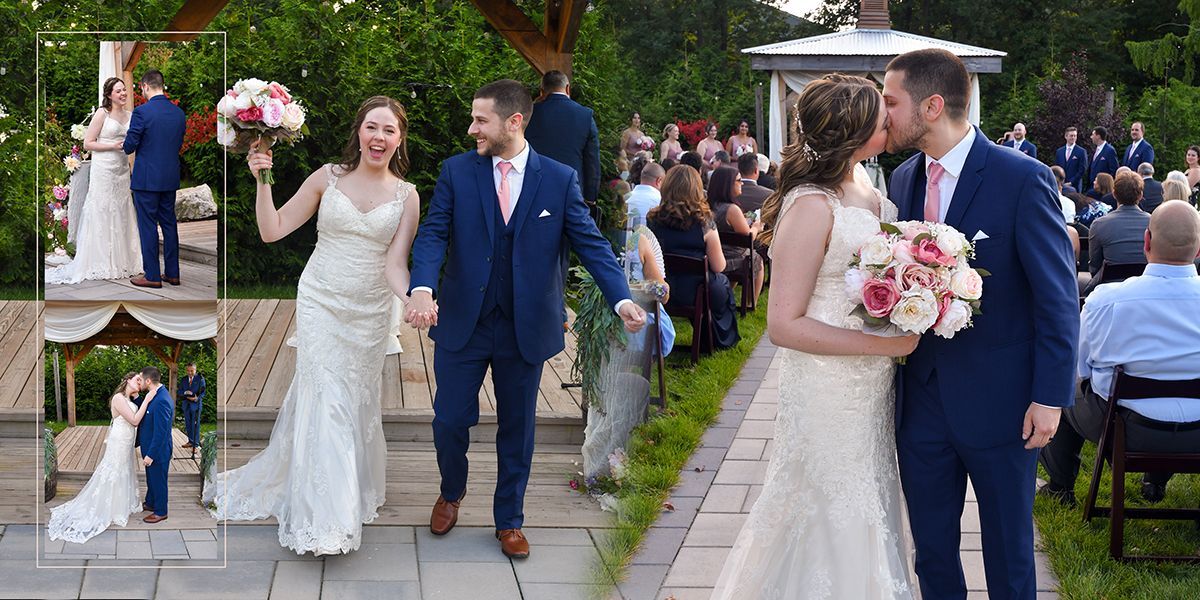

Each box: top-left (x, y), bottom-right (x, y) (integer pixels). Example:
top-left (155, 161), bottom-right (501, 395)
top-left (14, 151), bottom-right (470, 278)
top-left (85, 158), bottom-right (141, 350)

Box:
top-left (98, 41), bottom-right (121, 106)
top-left (44, 301), bottom-right (218, 343)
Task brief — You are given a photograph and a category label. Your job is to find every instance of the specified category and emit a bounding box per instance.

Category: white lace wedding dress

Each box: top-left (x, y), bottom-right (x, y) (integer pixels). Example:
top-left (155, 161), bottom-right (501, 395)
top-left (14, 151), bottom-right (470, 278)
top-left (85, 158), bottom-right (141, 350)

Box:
top-left (203, 165), bottom-right (410, 555)
top-left (47, 396), bottom-right (141, 544)
top-left (45, 112), bottom-right (142, 285)
top-left (712, 185), bottom-right (919, 599)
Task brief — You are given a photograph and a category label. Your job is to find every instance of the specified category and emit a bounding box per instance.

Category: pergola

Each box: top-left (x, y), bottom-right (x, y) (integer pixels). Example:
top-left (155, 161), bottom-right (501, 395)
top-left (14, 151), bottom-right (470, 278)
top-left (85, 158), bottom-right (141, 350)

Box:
top-left (744, 0), bottom-right (1006, 162)
top-left (44, 301), bottom-right (218, 427)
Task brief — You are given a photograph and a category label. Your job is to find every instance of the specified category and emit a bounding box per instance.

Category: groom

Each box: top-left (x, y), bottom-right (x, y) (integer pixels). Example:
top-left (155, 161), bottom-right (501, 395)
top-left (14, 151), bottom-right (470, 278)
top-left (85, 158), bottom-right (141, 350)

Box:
top-left (884, 49), bottom-right (1079, 599)
top-left (407, 79), bottom-right (645, 559)
top-left (123, 69), bottom-right (186, 289)
top-left (139, 366), bottom-right (175, 523)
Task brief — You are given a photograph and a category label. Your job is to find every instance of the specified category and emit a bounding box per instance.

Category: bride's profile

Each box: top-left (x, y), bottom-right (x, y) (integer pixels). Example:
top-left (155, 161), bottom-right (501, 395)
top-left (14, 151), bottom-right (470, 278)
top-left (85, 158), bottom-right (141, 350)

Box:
top-left (45, 77), bottom-right (142, 285)
top-left (712, 74), bottom-right (921, 599)
top-left (48, 372), bottom-right (154, 544)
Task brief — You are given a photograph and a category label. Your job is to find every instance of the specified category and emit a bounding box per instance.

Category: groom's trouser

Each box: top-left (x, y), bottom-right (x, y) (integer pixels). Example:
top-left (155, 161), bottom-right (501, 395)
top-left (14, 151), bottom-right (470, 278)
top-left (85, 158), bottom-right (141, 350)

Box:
top-left (132, 189), bottom-right (180, 281)
top-left (183, 399), bottom-right (201, 446)
top-left (897, 371), bottom-right (1038, 600)
top-left (432, 308), bottom-right (542, 530)
top-left (144, 459), bottom-right (169, 516)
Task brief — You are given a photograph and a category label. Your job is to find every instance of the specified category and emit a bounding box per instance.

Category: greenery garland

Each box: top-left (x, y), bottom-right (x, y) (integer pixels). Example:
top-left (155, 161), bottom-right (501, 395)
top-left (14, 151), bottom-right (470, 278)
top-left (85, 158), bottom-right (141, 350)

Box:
top-left (570, 267), bottom-right (627, 412)
top-left (43, 428), bottom-right (58, 501)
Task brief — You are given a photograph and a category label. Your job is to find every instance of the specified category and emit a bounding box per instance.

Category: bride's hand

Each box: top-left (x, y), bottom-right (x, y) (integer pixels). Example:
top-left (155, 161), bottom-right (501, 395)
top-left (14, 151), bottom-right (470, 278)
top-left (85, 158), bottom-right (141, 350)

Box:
top-left (247, 146), bottom-right (273, 180)
top-left (879, 333), bottom-right (921, 357)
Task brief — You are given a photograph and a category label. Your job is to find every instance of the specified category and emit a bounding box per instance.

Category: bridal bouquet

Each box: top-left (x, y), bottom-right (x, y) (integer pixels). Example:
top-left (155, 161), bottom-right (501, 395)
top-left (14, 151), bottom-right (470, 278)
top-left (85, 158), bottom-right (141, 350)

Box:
top-left (215, 78), bottom-right (308, 184)
top-left (846, 221), bottom-right (987, 340)
top-left (638, 136), bottom-right (655, 151)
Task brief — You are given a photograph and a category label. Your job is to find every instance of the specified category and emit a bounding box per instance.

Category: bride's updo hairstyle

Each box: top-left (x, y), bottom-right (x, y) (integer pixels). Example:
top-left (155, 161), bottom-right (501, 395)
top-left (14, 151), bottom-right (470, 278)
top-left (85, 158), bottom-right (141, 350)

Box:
top-left (758, 74), bottom-right (881, 245)
top-left (112, 371), bottom-right (138, 398)
top-left (337, 95), bottom-right (410, 178)
top-left (101, 77), bottom-right (124, 112)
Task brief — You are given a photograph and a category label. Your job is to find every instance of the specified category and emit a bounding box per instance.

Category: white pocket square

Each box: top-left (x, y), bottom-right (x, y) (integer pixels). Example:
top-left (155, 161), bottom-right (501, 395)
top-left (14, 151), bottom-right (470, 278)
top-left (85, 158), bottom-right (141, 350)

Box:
top-left (972, 230), bottom-right (990, 241)
top-left (538, 209), bottom-right (552, 218)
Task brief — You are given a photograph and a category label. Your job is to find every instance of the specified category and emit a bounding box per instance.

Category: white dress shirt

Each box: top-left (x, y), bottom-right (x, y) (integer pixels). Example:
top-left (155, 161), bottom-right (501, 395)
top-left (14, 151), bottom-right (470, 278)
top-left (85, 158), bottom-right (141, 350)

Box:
top-left (924, 127), bottom-right (975, 223)
top-left (1093, 142), bottom-right (1107, 161)
top-left (1126, 139), bottom-right (1141, 161)
top-left (625, 184), bottom-right (661, 223)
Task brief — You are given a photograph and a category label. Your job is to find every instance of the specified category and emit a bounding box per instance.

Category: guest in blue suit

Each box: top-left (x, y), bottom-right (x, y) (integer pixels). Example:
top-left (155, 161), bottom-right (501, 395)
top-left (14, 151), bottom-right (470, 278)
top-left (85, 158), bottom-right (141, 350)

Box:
top-left (884, 49), bottom-right (1079, 600)
top-left (1088, 126), bottom-right (1119, 190)
top-left (1055, 126), bottom-right (1089, 192)
top-left (525, 70), bottom-right (601, 204)
top-left (1121, 121), bottom-right (1155, 169)
top-left (1000, 122), bottom-right (1037, 158)
top-left (178, 362), bottom-right (206, 449)
top-left (123, 69), bottom-right (186, 288)
top-left (139, 366), bottom-right (175, 522)
top-left (407, 80), bottom-right (645, 559)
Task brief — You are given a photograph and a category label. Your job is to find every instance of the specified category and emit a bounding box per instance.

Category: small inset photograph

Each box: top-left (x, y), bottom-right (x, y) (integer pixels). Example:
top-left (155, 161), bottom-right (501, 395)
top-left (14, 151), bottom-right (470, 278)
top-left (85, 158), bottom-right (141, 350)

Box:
top-left (41, 36), bottom-right (222, 301)
top-left (38, 300), bottom-right (221, 565)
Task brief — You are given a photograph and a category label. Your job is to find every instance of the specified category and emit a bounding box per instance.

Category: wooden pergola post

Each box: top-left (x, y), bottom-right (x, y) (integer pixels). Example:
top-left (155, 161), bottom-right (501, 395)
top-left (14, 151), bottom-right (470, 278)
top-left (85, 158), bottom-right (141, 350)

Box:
top-left (470, 0), bottom-right (587, 76)
top-left (119, 0), bottom-right (231, 110)
top-left (61, 343), bottom-right (95, 427)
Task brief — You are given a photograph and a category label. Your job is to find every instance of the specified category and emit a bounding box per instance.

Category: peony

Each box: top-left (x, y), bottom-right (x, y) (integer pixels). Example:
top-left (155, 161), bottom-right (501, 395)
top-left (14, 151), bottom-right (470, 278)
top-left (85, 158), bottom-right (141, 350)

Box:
top-left (233, 92), bottom-right (254, 112)
top-left (216, 94), bottom-right (237, 118)
top-left (70, 123), bottom-right (86, 140)
top-left (859, 235), bottom-right (895, 266)
top-left (949, 268), bottom-right (984, 301)
top-left (889, 288), bottom-right (940, 334)
top-left (862, 278), bottom-right (902, 318)
top-left (236, 106), bottom-right (263, 123)
top-left (932, 298), bottom-right (973, 338)
top-left (899, 221), bottom-right (930, 241)
top-left (280, 102), bottom-right (305, 131)
top-left (267, 82), bottom-right (292, 104)
top-left (52, 185), bottom-right (69, 201)
top-left (234, 78), bottom-right (269, 96)
top-left (891, 240), bottom-right (915, 264)
top-left (62, 156), bottom-right (81, 172)
top-left (897, 264), bottom-right (940, 293)
top-left (844, 268), bottom-right (870, 300)
top-left (914, 238), bottom-right (956, 267)
top-left (216, 116), bottom-right (236, 146)
top-left (261, 98), bottom-right (284, 128)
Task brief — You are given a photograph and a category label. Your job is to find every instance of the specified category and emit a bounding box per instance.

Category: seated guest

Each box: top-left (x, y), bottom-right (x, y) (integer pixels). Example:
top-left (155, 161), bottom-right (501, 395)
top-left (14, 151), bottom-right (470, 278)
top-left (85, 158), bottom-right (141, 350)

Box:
top-left (735, 153), bottom-right (771, 212)
top-left (709, 166), bottom-right (765, 305)
top-left (756, 153), bottom-right (776, 190)
top-left (1088, 172), bottom-right (1115, 208)
top-left (1162, 178), bottom-right (1190, 204)
top-left (1050, 165), bottom-right (1077, 223)
top-left (1088, 171), bottom-right (1151, 277)
top-left (1039, 201), bottom-right (1200, 505)
top-left (661, 157), bottom-right (678, 171)
top-left (1138, 162), bottom-right (1164, 213)
top-left (626, 162), bottom-right (665, 222)
top-left (1074, 190), bottom-right (1110, 228)
top-left (628, 151), bottom-right (654, 188)
top-left (711, 150), bottom-right (731, 171)
top-left (678, 151), bottom-right (703, 175)
top-left (648, 165), bottom-right (741, 351)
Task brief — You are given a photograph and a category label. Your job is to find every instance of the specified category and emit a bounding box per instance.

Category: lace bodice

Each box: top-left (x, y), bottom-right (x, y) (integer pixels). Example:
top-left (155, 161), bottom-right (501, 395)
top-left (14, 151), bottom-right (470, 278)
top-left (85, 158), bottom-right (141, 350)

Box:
top-left (108, 395), bottom-right (138, 441)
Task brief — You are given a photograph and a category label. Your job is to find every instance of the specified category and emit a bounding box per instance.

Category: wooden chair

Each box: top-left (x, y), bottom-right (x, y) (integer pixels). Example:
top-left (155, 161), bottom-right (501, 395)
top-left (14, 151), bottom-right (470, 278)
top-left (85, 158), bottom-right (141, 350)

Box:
top-left (662, 253), bottom-right (715, 364)
top-left (1070, 222), bottom-right (1089, 273)
top-left (718, 230), bottom-right (756, 316)
top-left (644, 302), bottom-right (668, 412)
top-left (1081, 366), bottom-right (1200, 563)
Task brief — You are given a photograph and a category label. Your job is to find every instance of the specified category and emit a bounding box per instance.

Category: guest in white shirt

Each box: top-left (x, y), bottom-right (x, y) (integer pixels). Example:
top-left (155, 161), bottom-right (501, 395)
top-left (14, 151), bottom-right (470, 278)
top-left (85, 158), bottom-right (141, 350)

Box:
top-left (625, 161), bottom-right (665, 223)
top-left (1039, 201), bottom-right (1200, 505)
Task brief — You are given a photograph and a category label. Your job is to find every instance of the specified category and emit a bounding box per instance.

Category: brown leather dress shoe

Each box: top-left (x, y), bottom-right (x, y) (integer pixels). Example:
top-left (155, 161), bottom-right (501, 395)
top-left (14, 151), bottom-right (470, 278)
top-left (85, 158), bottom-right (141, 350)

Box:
top-left (181, 442), bottom-right (194, 449)
top-left (496, 529), bottom-right (529, 559)
top-left (142, 503), bottom-right (153, 512)
top-left (130, 276), bottom-right (162, 288)
top-left (430, 494), bottom-right (463, 535)
top-left (163, 277), bottom-right (181, 286)
top-left (143, 513), bottom-right (168, 524)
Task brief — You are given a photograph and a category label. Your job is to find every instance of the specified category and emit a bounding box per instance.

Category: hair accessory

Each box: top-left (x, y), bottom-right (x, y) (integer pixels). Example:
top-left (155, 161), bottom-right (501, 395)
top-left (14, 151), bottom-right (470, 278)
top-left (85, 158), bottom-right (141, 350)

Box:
top-left (794, 112), bottom-right (821, 161)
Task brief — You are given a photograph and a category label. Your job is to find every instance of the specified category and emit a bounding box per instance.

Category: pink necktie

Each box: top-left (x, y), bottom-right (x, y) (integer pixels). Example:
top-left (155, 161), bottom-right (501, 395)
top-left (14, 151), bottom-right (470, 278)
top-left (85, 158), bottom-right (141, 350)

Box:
top-left (497, 161), bottom-right (513, 223)
top-left (924, 161), bottom-right (946, 223)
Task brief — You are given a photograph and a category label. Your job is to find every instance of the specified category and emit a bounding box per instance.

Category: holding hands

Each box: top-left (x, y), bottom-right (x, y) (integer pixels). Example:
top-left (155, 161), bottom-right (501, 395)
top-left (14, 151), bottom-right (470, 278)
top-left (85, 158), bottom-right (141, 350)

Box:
top-left (405, 290), bottom-right (438, 329)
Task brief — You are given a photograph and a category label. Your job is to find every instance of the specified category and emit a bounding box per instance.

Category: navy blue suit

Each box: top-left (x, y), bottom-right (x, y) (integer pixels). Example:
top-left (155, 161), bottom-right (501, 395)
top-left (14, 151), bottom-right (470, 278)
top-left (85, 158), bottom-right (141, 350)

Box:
top-left (140, 387), bottom-right (175, 517)
top-left (525, 93), bottom-right (601, 204)
top-left (890, 128), bottom-right (1079, 599)
top-left (410, 146), bottom-right (630, 529)
top-left (1088, 143), bottom-right (1119, 190)
top-left (1121, 139), bottom-right (1155, 169)
top-left (123, 95), bottom-right (186, 282)
top-left (178, 374), bottom-right (206, 446)
top-left (1055, 144), bottom-right (1088, 192)
top-left (1002, 138), bottom-right (1037, 159)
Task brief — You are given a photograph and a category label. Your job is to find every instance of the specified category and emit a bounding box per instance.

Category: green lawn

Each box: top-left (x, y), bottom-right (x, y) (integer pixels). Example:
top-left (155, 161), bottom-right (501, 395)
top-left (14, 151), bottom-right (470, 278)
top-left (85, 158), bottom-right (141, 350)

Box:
top-left (1035, 444), bottom-right (1200, 599)
top-left (593, 291), bottom-right (769, 587)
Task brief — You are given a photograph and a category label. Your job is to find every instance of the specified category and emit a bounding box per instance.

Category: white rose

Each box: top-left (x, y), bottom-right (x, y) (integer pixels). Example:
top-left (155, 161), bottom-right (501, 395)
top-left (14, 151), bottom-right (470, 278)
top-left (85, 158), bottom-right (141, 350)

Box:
top-left (933, 299), bottom-right (973, 339)
top-left (261, 98), bottom-right (285, 128)
top-left (949, 268), bottom-right (984, 301)
top-left (70, 123), bottom-right (87, 140)
top-left (280, 102), bottom-right (306, 131)
top-left (859, 235), bottom-right (894, 267)
top-left (216, 116), bottom-right (235, 146)
top-left (233, 93), bottom-right (253, 112)
top-left (216, 94), bottom-right (237, 118)
top-left (844, 268), bottom-right (869, 301)
top-left (235, 78), bottom-right (268, 96)
top-left (889, 288), bottom-right (940, 334)
top-left (930, 224), bottom-right (967, 256)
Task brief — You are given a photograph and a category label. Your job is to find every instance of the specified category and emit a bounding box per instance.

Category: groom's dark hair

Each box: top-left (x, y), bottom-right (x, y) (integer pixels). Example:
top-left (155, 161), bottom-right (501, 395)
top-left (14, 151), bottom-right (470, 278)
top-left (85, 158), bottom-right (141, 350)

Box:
top-left (141, 366), bottom-right (161, 384)
top-left (475, 79), bottom-right (533, 128)
top-left (886, 49), bottom-right (971, 121)
top-left (140, 69), bottom-right (164, 90)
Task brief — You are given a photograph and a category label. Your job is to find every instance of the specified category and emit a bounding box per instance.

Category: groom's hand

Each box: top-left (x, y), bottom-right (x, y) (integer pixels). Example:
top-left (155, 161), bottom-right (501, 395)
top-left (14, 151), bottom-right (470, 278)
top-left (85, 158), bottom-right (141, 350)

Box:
top-left (142, 456), bottom-right (153, 467)
top-left (1022, 404), bottom-right (1062, 449)
top-left (617, 302), bottom-right (647, 333)
top-left (405, 291), bottom-right (438, 329)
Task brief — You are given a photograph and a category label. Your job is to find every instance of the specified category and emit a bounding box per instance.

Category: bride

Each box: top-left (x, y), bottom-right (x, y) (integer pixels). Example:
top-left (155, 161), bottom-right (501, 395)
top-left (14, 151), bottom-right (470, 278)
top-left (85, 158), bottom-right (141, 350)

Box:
top-left (712, 75), bottom-right (921, 599)
top-left (202, 96), bottom-right (420, 555)
top-left (48, 372), bottom-right (155, 544)
top-left (45, 77), bottom-right (142, 285)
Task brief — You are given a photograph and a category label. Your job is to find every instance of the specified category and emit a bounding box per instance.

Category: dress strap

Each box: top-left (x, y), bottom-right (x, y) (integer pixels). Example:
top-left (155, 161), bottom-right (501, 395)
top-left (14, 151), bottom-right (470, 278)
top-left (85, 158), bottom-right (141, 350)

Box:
top-left (325, 164), bottom-right (339, 188)
top-left (394, 178), bottom-right (414, 203)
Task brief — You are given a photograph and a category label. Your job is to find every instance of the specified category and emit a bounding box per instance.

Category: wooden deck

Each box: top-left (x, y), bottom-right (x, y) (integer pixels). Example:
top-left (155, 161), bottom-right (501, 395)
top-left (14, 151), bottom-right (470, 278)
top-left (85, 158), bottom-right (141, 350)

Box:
top-left (0, 301), bottom-right (41, 436)
top-left (219, 299), bottom-right (586, 443)
top-left (0, 435), bottom-right (37, 524)
top-left (44, 220), bottom-right (218, 301)
top-left (53, 426), bottom-right (200, 476)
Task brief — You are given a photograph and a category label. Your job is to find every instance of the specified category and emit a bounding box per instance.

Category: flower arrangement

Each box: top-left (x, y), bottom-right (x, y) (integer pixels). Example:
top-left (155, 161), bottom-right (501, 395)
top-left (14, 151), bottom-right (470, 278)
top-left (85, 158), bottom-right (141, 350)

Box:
top-left (676, 119), bottom-right (715, 148)
top-left (180, 106), bottom-right (217, 155)
top-left (216, 78), bottom-right (308, 184)
top-left (638, 135), bottom-right (656, 151)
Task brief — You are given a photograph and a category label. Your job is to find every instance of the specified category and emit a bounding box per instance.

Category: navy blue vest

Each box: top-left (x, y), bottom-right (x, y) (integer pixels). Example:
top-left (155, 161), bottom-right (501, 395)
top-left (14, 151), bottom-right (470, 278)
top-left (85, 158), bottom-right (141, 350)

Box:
top-left (480, 205), bottom-right (517, 319)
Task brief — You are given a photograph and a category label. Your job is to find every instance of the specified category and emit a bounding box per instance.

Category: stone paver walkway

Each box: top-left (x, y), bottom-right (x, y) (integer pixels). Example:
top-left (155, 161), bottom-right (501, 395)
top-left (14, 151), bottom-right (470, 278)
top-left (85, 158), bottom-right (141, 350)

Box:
top-left (39, 527), bottom-right (221, 562)
top-left (629, 339), bottom-right (1060, 599)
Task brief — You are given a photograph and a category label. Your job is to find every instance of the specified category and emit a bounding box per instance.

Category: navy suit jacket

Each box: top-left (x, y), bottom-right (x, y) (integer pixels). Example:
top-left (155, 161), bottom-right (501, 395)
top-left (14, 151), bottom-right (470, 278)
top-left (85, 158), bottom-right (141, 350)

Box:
top-left (1002, 138), bottom-right (1037, 159)
top-left (1141, 178), bottom-right (1164, 213)
top-left (1055, 144), bottom-right (1088, 191)
top-left (409, 147), bottom-right (630, 364)
top-left (141, 387), bottom-right (175, 464)
top-left (1088, 143), bottom-right (1119, 188)
top-left (179, 374), bottom-right (206, 404)
top-left (525, 94), bottom-right (601, 203)
top-left (891, 128), bottom-right (1079, 448)
top-left (1122, 140), bottom-right (1155, 169)
top-left (123, 95), bottom-right (186, 191)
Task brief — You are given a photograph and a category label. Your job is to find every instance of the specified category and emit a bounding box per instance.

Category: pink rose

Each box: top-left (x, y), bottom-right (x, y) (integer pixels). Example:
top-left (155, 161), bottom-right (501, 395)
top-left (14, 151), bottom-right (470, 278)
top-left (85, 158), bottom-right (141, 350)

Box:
top-left (236, 106), bottom-right (263, 122)
top-left (914, 238), bottom-right (956, 267)
top-left (862, 278), bottom-right (901, 318)
top-left (933, 292), bottom-right (954, 327)
top-left (897, 264), bottom-right (940, 292)
top-left (268, 82), bottom-right (291, 104)
top-left (226, 89), bottom-right (238, 97)
top-left (892, 240), bottom-right (915, 264)
top-left (902, 222), bottom-right (930, 240)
